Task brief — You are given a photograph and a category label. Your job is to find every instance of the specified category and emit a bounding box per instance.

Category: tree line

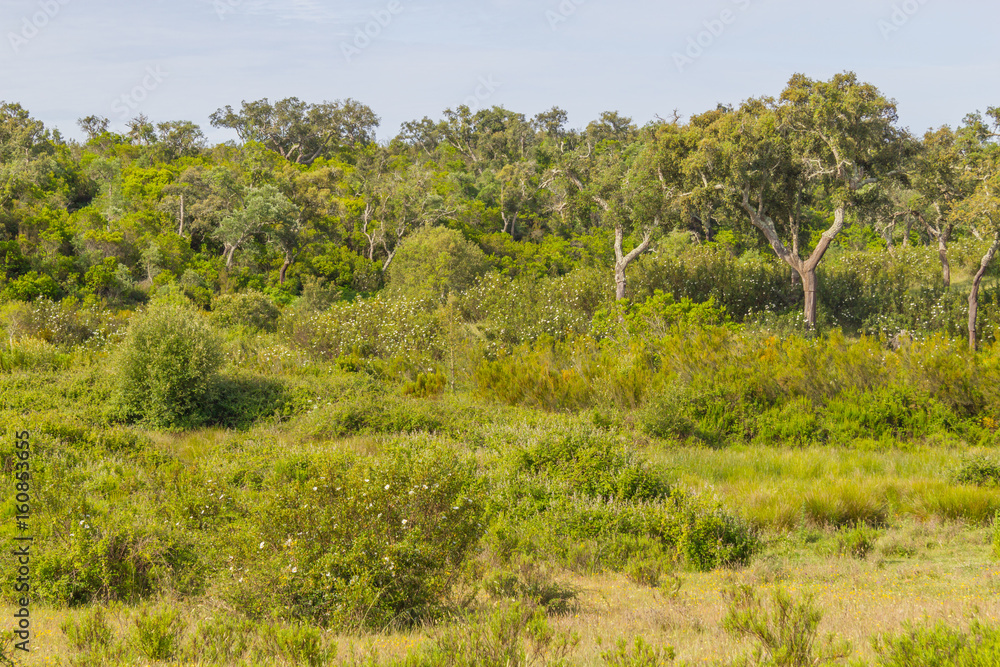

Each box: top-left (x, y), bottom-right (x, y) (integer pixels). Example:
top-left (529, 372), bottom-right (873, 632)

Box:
top-left (1, 71), bottom-right (999, 348)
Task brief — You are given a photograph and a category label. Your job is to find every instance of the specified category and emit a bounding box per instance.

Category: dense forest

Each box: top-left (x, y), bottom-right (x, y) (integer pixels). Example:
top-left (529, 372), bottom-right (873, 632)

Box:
top-left (2, 71), bottom-right (999, 345)
top-left (3, 72), bottom-right (1000, 666)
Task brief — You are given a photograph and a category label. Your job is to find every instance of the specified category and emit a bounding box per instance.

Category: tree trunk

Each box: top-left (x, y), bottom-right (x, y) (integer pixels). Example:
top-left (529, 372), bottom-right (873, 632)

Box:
top-left (802, 267), bottom-right (818, 328)
top-left (968, 233), bottom-right (1000, 351)
top-left (279, 253), bottom-right (292, 285)
top-left (740, 191), bottom-right (845, 329)
top-left (938, 234), bottom-right (951, 289)
top-left (178, 194), bottom-right (185, 236)
top-left (613, 224), bottom-right (653, 301)
top-left (224, 245), bottom-right (236, 268)
top-left (614, 263), bottom-right (628, 301)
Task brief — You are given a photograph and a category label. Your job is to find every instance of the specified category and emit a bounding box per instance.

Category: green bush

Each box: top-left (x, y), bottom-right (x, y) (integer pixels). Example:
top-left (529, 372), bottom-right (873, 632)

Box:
top-left (131, 604), bottom-right (184, 661)
top-left (204, 373), bottom-right (289, 428)
top-left (993, 512), bottom-right (1000, 561)
top-left (183, 615), bottom-right (256, 664)
top-left (836, 521), bottom-right (882, 559)
top-left (300, 393), bottom-right (458, 439)
top-left (388, 226), bottom-right (489, 304)
top-left (259, 623), bottom-right (333, 667)
top-left (112, 293), bottom-right (224, 428)
top-left (487, 427), bottom-right (759, 573)
top-left (484, 559), bottom-right (578, 614)
top-left (32, 525), bottom-right (199, 606)
top-left (723, 585), bottom-right (850, 667)
top-left (600, 636), bottom-right (676, 666)
top-left (61, 607), bottom-right (113, 652)
top-left (870, 620), bottom-right (1000, 666)
top-left (222, 439), bottom-right (485, 629)
top-left (411, 603), bottom-right (579, 667)
top-left (952, 456), bottom-right (1000, 487)
top-left (211, 290), bottom-right (281, 332)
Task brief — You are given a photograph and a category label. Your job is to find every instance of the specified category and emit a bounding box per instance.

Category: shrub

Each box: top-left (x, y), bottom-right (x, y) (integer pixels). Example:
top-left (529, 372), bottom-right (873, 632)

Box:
top-left (488, 427), bottom-right (759, 573)
top-left (600, 636), bottom-right (676, 666)
top-left (183, 615), bottom-right (256, 664)
top-left (32, 524), bottom-right (199, 606)
top-left (131, 604), bottom-right (184, 661)
top-left (870, 620), bottom-right (1000, 666)
top-left (952, 456), bottom-right (1000, 487)
top-left (484, 559), bottom-right (578, 614)
top-left (61, 607), bottom-right (113, 652)
top-left (223, 440), bottom-right (485, 629)
top-left (836, 521), bottom-right (882, 559)
top-left (211, 290), bottom-right (281, 332)
top-left (723, 585), bottom-right (850, 667)
top-left (413, 603), bottom-right (579, 667)
top-left (993, 512), bottom-right (1000, 561)
top-left (112, 293), bottom-right (224, 428)
top-left (388, 227), bottom-right (489, 304)
top-left (204, 374), bottom-right (289, 429)
top-left (259, 623), bottom-right (333, 667)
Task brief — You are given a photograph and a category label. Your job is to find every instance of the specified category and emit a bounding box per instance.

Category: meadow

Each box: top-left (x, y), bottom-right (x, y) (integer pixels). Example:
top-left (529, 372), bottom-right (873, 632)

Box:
top-left (0, 242), bottom-right (998, 666)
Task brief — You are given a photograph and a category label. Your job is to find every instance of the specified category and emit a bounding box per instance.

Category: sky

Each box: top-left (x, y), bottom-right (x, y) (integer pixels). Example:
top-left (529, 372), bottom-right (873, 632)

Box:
top-left (1, 0), bottom-right (998, 144)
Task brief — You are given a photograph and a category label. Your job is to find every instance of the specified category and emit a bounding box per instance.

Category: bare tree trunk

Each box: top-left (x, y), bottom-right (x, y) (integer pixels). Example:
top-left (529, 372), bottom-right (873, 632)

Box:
top-left (279, 253), bottom-right (292, 285)
top-left (613, 224), bottom-right (653, 301)
top-left (741, 191), bottom-right (845, 328)
top-left (381, 248), bottom-right (397, 275)
top-left (178, 194), bottom-right (185, 236)
top-left (919, 213), bottom-right (952, 288)
top-left (802, 267), bottom-right (818, 328)
top-left (938, 234), bottom-right (951, 288)
top-left (224, 245), bottom-right (236, 268)
top-left (969, 233), bottom-right (1000, 351)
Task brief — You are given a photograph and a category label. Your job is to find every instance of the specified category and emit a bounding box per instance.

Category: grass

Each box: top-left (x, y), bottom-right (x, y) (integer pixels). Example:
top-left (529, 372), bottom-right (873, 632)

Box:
top-left (652, 445), bottom-right (1000, 529)
top-left (4, 323), bottom-right (1000, 665)
top-left (10, 521), bottom-right (1000, 665)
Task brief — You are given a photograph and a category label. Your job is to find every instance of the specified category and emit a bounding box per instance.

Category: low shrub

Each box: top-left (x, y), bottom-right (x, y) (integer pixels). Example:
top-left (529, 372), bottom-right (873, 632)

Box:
top-left (411, 603), bottom-right (579, 667)
top-left (222, 440), bottom-right (485, 629)
top-left (183, 615), bottom-right (256, 664)
top-left (723, 585), bottom-right (850, 667)
top-left (870, 619), bottom-right (1000, 666)
top-left (836, 521), bottom-right (882, 559)
top-left (258, 622), bottom-right (333, 667)
top-left (600, 636), bottom-right (676, 667)
top-left (112, 293), bottom-right (224, 428)
top-left (131, 604), bottom-right (184, 661)
top-left (61, 607), bottom-right (113, 652)
top-left (484, 559), bottom-right (578, 614)
top-left (951, 456), bottom-right (1000, 487)
top-left (211, 290), bottom-right (281, 332)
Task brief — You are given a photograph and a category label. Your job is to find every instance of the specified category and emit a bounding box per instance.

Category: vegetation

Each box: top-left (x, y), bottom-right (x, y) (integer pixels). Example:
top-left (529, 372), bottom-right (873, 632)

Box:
top-left (0, 74), bottom-right (999, 665)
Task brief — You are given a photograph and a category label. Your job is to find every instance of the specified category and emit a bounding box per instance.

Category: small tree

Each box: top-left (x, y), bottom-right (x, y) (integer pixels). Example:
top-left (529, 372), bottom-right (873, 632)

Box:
top-left (387, 226), bottom-right (488, 303)
top-left (954, 109), bottom-right (1000, 351)
top-left (114, 292), bottom-right (223, 428)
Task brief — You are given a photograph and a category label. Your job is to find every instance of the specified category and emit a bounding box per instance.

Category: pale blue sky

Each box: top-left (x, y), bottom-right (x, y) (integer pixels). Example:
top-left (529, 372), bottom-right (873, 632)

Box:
top-left (2, 0), bottom-right (997, 143)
